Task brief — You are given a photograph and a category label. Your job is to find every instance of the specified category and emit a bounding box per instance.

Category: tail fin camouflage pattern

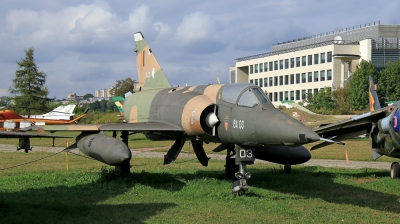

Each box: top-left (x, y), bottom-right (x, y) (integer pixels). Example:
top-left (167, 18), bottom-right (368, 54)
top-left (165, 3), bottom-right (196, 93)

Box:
top-left (134, 32), bottom-right (171, 91)
top-left (369, 76), bottom-right (381, 111)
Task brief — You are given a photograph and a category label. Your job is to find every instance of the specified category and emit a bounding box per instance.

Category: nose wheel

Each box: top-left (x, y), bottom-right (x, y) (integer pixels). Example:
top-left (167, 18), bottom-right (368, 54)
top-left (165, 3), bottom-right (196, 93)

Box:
top-left (232, 164), bottom-right (251, 196)
top-left (225, 145), bottom-right (255, 196)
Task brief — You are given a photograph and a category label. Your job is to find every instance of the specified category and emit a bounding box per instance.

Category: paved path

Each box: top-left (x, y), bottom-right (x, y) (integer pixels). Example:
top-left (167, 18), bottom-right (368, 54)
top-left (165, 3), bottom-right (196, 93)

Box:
top-left (0, 144), bottom-right (392, 170)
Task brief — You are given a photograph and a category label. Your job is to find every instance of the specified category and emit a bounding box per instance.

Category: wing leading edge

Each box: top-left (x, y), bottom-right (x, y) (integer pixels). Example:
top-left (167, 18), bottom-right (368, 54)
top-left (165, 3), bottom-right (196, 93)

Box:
top-left (311, 109), bottom-right (387, 150)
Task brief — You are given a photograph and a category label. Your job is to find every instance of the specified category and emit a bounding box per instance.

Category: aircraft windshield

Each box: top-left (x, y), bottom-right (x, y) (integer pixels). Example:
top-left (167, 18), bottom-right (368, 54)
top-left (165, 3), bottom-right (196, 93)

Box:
top-left (221, 83), bottom-right (253, 104)
top-left (238, 89), bottom-right (259, 108)
top-left (252, 87), bottom-right (273, 106)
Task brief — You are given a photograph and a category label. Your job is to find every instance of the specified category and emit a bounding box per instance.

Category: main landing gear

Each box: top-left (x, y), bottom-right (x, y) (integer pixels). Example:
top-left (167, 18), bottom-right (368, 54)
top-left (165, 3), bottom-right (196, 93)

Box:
top-left (115, 130), bottom-right (131, 173)
top-left (225, 144), bottom-right (254, 196)
top-left (390, 162), bottom-right (400, 179)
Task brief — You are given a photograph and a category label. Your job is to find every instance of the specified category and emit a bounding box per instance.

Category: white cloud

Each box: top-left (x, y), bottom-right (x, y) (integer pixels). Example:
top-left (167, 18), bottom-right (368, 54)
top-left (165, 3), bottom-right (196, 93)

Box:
top-left (174, 11), bottom-right (218, 44)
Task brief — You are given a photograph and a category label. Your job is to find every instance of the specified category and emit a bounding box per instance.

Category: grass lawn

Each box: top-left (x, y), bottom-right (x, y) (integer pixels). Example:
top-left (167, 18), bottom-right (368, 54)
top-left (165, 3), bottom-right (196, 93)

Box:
top-left (1, 152), bottom-right (400, 223)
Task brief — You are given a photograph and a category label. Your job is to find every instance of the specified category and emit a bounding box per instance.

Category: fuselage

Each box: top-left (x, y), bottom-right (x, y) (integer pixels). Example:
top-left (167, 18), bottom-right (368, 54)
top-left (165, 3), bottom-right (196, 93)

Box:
top-left (123, 83), bottom-right (320, 147)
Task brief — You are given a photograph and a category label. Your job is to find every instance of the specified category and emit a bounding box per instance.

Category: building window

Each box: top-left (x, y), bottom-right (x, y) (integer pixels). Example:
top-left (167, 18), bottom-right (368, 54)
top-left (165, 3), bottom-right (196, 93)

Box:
top-left (296, 73), bottom-right (300, 84)
top-left (290, 91), bottom-right (294, 100)
top-left (264, 78), bottom-right (268, 87)
top-left (259, 78), bottom-right (263, 87)
top-left (264, 62), bottom-right (268, 72)
top-left (259, 63), bottom-right (263, 72)
top-left (327, 69), bottom-right (332, 80)
top-left (285, 75), bottom-right (289, 85)
top-left (250, 79), bottom-right (253, 84)
top-left (269, 61), bottom-right (273, 71)
top-left (314, 54), bottom-right (319, 65)
top-left (308, 89), bottom-right (312, 94)
top-left (308, 72), bottom-right (312, 82)
top-left (320, 70), bottom-right (325, 81)
top-left (296, 57), bottom-right (300, 67)
top-left (255, 79), bottom-right (258, 86)
top-left (290, 58), bottom-right (294, 68)
top-left (290, 74), bottom-right (294, 84)
top-left (255, 64), bottom-right (258, 73)
top-left (314, 71), bottom-right (319, 82)
top-left (327, 51), bottom-right (332, 62)
top-left (302, 90), bottom-right (306, 100)
top-left (279, 76), bottom-right (283, 85)
top-left (274, 92), bottom-right (278, 102)
top-left (314, 88), bottom-right (318, 94)
top-left (274, 61), bottom-right (278, 70)
top-left (279, 60), bottom-right (283, 70)
top-left (279, 92), bottom-right (283, 101)
top-left (308, 55), bottom-right (312, 65)
top-left (268, 93), bottom-right (272, 101)
top-left (285, 91), bottom-right (288, 100)
top-left (302, 73), bottom-right (306, 83)
top-left (302, 56), bottom-right (306, 66)
top-left (321, 53), bottom-right (325, 64)
top-left (274, 76), bottom-right (278, 86)
top-left (296, 90), bottom-right (300, 100)
top-left (250, 65), bottom-right (253, 74)
top-left (285, 59), bottom-right (289, 69)
top-left (269, 77), bottom-right (273, 86)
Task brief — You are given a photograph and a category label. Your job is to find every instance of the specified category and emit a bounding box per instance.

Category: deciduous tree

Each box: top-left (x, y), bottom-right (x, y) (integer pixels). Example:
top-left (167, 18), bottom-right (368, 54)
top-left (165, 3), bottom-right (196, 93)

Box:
top-left (378, 59), bottom-right (400, 101)
top-left (110, 78), bottom-right (136, 97)
top-left (349, 60), bottom-right (378, 110)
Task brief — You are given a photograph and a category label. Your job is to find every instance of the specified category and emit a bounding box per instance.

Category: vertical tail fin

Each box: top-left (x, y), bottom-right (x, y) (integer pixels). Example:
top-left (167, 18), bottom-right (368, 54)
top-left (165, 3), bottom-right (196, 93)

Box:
top-left (368, 76), bottom-right (381, 111)
top-left (134, 32), bottom-right (171, 91)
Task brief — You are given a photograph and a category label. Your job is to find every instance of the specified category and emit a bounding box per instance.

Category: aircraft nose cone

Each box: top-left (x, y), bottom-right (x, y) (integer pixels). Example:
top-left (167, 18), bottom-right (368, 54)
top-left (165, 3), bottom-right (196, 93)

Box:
top-left (298, 126), bottom-right (321, 143)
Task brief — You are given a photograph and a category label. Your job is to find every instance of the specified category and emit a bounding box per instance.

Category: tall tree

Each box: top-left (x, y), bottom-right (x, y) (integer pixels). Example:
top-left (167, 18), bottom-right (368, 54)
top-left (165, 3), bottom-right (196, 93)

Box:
top-left (378, 59), bottom-right (400, 101)
top-left (9, 47), bottom-right (52, 116)
top-left (111, 78), bottom-right (136, 97)
top-left (349, 60), bottom-right (378, 110)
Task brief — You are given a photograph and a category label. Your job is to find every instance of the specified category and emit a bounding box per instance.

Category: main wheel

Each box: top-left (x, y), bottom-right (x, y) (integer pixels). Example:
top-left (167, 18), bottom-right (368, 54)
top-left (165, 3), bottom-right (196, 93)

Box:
top-left (284, 165), bottom-right (291, 174)
top-left (225, 157), bottom-right (239, 179)
top-left (115, 161), bottom-right (131, 173)
top-left (390, 162), bottom-right (400, 179)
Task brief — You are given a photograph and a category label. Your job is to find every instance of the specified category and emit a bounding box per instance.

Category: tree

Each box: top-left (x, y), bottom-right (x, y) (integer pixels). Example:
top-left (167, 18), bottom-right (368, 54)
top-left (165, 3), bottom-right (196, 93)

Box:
top-left (303, 88), bottom-right (335, 113)
top-left (332, 86), bottom-right (350, 114)
top-left (349, 60), bottom-right (378, 110)
top-left (0, 96), bottom-right (12, 107)
top-left (110, 78), bottom-right (136, 97)
top-left (9, 47), bottom-right (52, 116)
top-left (378, 59), bottom-right (400, 101)
top-left (83, 93), bottom-right (94, 100)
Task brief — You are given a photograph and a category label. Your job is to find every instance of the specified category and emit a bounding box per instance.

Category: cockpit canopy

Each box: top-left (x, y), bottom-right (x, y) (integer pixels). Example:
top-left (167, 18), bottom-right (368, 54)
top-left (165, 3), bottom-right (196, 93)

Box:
top-left (221, 83), bottom-right (273, 108)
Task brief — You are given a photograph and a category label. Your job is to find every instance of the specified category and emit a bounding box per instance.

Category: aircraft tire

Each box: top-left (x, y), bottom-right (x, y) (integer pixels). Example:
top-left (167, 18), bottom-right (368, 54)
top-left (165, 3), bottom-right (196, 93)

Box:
top-left (390, 162), bottom-right (400, 179)
top-left (115, 161), bottom-right (131, 173)
top-left (284, 165), bottom-right (291, 174)
top-left (225, 157), bottom-right (239, 180)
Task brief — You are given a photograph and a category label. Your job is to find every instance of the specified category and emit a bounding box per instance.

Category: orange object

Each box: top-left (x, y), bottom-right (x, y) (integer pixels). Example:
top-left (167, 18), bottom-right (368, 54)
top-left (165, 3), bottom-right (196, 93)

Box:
top-left (0, 109), bottom-right (87, 131)
top-left (345, 148), bottom-right (350, 165)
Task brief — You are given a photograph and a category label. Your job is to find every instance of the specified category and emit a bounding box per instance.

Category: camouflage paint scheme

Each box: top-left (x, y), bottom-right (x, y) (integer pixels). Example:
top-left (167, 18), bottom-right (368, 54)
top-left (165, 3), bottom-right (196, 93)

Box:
top-left (38, 32), bottom-right (323, 194)
top-left (312, 76), bottom-right (400, 178)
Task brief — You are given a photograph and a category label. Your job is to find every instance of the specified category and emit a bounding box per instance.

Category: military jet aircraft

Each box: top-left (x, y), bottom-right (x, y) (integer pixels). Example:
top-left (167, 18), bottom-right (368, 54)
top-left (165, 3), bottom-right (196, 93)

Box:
top-left (37, 32), bottom-right (322, 195)
top-left (312, 76), bottom-right (400, 179)
top-left (0, 107), bottom-right (88, 131)
top-left (0, 130), bottom-right (71, 153)
top-left (21, 104), bottom-right (77, 120)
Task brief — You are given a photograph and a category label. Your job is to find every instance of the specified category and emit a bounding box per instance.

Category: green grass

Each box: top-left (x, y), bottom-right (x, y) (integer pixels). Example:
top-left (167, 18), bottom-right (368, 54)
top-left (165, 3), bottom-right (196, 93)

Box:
top-left (1, 152), bottom-right (400, 223)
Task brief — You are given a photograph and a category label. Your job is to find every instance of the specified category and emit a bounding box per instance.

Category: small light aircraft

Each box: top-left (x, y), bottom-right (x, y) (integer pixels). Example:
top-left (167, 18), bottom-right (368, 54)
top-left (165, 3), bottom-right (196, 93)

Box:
top-left (312, 76), bottom-right (400, 178)
top-left (37, 32), bottom-right (323, 195)
top-left (22, 104), bottom-right (77, 120)
top-left (0, 107), bottom-right (88, 131)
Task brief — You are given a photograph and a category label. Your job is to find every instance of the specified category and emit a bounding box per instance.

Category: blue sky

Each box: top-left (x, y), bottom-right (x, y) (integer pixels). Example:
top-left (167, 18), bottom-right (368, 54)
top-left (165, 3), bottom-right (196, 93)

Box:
top-left (0, 0), bottom-right (399, 99)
